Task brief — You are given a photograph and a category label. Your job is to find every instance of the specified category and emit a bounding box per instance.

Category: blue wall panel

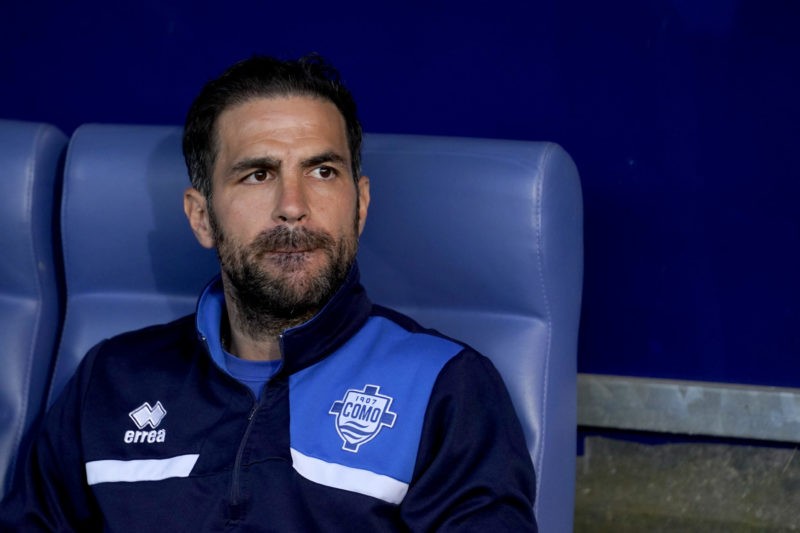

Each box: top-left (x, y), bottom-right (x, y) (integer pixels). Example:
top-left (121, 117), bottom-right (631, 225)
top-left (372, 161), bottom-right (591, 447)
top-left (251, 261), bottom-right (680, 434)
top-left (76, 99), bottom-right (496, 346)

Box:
top-left (2, 0), bottom-right (798, 386)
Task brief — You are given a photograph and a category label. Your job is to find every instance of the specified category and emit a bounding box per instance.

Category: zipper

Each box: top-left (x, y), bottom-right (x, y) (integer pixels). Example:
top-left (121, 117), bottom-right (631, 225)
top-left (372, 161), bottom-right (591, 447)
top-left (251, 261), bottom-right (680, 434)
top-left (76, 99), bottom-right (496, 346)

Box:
top-left (229, 333), bottom-right (286, 511)
top-left (230, 400), bottom-right (259, 508)
top-left (199, 334), bottom-right (261, 511)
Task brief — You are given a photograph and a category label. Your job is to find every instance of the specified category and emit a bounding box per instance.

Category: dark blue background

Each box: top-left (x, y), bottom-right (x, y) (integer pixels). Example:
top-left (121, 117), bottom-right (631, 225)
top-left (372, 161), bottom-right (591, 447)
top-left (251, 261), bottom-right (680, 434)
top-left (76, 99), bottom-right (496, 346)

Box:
top-left (3, 0), bottom-right (798, 386)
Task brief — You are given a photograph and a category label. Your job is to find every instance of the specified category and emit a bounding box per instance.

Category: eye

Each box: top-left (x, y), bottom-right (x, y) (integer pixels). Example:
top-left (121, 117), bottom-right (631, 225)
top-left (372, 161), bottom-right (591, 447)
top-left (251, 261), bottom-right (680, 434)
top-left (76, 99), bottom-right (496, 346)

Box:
top-left (242, 169), bottom-right (271, 183)
top-left (310, 166), bottom-right (338, 180)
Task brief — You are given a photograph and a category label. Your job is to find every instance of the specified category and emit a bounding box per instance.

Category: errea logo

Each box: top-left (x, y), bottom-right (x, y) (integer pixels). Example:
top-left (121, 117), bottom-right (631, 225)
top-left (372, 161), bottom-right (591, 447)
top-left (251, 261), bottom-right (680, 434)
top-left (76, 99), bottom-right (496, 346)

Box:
top-left (124, 402), bottom-right (167, 444)
top-left (329, 385), bottom-right (397, 452)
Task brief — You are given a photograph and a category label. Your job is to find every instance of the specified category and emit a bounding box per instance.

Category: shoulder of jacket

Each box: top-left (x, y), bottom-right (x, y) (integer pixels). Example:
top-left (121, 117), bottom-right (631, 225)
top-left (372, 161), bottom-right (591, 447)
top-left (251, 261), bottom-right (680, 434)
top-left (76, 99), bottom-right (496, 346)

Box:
top-left (89, 314), bottom-right (198, 369)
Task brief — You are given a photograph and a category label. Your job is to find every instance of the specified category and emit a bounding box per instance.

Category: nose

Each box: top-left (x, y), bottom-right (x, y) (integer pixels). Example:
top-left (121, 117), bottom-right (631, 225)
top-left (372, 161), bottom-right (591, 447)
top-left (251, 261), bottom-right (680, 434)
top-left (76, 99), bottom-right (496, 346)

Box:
top-left (272, 175), bottom-right (309, 224)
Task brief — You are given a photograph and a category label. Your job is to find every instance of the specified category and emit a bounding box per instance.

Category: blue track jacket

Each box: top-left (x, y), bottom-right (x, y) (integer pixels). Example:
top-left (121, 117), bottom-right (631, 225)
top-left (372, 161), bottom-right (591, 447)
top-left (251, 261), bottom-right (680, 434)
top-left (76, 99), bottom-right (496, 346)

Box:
top-left (3, 266), bottom-right (537, 531)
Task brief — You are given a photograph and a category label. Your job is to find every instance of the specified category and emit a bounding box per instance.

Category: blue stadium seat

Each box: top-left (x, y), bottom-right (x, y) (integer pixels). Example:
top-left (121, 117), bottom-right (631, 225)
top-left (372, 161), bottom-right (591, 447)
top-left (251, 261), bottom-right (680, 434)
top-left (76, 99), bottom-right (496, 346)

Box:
top-left (358, 135), bottom-right (583, 533)
top-left (47, 125), bottom-right (219, 405)
top-left (48, 125), bottom-right (583, 531)
top-left (0, 119), bottom-right (67, 498)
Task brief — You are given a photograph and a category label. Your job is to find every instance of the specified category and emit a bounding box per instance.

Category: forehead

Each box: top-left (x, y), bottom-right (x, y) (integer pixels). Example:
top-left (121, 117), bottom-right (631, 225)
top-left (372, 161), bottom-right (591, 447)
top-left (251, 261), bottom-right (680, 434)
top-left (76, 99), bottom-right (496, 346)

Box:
top-left (214, 95), bottom-right (349, 158)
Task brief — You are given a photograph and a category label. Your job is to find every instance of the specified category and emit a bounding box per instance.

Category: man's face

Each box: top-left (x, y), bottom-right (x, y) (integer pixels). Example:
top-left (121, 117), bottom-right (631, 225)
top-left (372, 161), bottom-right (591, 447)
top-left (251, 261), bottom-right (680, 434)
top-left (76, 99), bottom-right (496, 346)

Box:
top-left (186, 96), bottom-right (369, 323)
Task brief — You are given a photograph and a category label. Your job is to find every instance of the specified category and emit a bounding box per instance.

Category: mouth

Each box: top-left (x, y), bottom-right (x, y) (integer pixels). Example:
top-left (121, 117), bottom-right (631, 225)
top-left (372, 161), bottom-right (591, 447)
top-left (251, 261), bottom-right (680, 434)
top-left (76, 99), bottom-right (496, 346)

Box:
top-left (266, 248), bottom-right (313, 255)
top-left (250, 226), bottom-right (331, 264)
top-left (260, 248), bottom-right (319, 268)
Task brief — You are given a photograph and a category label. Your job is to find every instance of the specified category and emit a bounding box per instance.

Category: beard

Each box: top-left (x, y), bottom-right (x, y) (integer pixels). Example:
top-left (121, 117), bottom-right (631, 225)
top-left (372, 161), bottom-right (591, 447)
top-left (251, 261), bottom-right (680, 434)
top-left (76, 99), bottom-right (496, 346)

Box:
top-left (210, 208), bottom-right (359, 340)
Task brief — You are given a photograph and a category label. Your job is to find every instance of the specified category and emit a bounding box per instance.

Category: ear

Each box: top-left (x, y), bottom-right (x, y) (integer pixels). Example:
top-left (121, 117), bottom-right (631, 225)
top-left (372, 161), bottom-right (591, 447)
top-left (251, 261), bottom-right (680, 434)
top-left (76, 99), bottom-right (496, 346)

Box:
top-left (356, 175), bottom-right (370, 236)
top-left (183, 187), bottom-right (216, 249)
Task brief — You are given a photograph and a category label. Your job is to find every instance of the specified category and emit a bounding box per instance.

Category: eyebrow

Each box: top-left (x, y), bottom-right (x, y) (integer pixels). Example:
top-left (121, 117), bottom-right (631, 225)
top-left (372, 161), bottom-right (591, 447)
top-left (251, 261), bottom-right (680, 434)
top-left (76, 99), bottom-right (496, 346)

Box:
top-left (300, 151), bottom-right (349, 169)
top-left (229, 156), bottom-right (281, 175)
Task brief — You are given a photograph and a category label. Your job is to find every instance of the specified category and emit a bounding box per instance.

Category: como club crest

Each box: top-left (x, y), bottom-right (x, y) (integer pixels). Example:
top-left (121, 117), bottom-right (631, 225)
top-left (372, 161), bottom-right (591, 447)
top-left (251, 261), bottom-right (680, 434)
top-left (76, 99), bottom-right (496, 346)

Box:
top-left (329, 384), bottom-right (397, 452)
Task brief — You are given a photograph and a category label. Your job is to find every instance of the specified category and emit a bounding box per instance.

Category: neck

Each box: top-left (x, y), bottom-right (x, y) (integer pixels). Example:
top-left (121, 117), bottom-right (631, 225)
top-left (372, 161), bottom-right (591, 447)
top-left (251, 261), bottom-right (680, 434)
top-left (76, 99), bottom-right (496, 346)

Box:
top-left (226, 323), bottom-right (282, 361)
top-left (220, 280), bottom-right (315, 362)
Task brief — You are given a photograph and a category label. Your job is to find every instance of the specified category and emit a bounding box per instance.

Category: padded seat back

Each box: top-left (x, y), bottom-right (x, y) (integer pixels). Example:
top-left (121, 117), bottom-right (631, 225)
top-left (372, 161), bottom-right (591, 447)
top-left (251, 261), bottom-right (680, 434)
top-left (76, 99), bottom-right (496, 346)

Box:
top-left (358, 135), bottom-right (583, 533)
top-left (47, 125), bottom-right (219, 405)
top-left (0, 119), bottom-right (67, 498)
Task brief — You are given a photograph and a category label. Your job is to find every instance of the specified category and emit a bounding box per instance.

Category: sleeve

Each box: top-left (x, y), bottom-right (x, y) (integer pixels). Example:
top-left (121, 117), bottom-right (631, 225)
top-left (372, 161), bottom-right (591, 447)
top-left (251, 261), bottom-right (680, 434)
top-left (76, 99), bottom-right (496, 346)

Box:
top-left (0, 343), bottom-right (105, 532)
top-left (400, 349), bottom-right (538, 532)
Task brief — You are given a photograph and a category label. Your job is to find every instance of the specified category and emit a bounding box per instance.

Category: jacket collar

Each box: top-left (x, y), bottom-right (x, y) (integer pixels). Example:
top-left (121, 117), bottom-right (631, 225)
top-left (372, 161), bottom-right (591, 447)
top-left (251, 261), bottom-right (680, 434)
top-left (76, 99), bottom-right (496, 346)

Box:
top-left (196, 262), bottom-right (372, 375)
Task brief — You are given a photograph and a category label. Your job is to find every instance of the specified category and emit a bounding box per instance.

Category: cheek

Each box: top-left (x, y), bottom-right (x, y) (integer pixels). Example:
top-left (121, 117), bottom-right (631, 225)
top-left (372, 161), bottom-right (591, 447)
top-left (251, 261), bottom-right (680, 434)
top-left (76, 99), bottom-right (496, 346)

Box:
top-left (333, 200), bottom-right (361, 236)
top-left (216, 197), bottom-right (271, 242)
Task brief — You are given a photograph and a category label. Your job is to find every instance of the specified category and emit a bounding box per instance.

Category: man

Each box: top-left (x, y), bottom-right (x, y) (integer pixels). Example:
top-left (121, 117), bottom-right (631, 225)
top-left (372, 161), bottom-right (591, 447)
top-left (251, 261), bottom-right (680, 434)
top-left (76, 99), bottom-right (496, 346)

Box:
top-left (3, 55), bottom-right (537, 531)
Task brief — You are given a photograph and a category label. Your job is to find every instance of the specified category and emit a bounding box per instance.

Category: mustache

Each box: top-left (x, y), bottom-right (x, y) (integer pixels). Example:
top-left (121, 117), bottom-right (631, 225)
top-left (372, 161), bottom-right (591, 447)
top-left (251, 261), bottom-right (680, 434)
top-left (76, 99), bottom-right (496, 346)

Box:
top-left (250, 225), bottom-right (334, 254)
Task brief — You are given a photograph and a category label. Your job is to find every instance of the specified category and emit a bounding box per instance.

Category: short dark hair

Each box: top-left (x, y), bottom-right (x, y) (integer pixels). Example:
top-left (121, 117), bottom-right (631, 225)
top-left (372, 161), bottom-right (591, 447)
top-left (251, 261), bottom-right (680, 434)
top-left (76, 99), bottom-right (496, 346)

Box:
top-left (182, 54), bottom-right (363, 198)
